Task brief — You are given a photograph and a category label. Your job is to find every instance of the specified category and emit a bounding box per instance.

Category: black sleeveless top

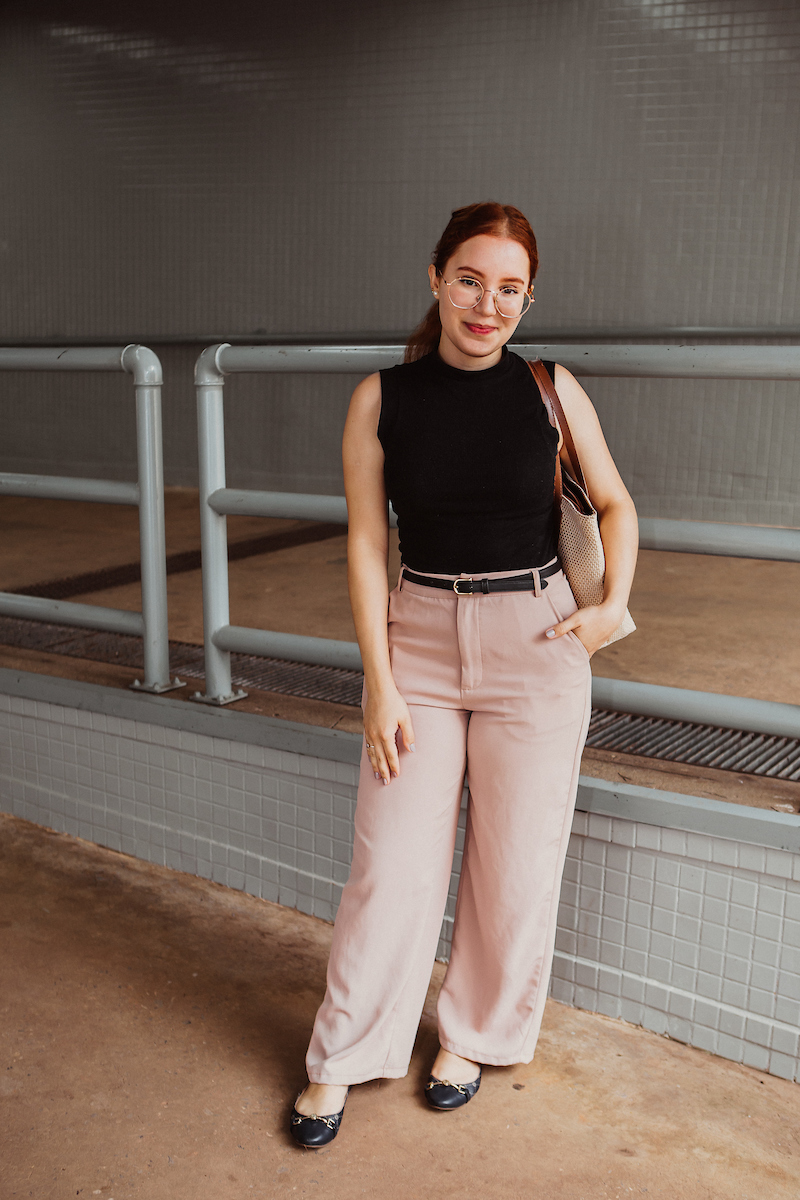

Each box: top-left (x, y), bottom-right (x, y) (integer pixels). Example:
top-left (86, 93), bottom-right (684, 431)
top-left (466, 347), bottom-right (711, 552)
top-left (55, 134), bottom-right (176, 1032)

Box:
top-left (378, 348), bottom-right (559, 573)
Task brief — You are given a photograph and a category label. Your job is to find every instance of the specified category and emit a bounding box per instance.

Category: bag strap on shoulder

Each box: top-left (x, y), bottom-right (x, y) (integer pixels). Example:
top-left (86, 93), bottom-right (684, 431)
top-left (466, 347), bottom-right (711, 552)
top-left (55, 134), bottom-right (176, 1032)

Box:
top-left (527, 358), bottom-right (588, 494)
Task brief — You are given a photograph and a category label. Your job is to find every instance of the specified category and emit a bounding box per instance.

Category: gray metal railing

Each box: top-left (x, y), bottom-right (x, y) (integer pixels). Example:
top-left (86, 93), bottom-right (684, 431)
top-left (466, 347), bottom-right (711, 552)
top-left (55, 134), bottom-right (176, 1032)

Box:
top-left (0, 346), bottom-right (183, 694)
top-left (192, 342), bottom-right (800, 737)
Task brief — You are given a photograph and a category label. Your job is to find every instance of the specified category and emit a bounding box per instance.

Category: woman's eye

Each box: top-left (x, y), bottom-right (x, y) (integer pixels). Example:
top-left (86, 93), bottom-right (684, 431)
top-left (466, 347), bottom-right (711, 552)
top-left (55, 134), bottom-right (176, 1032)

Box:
top-left (458, 277), bottom-right (481, 289)
top-left (500, 286), bottom-right (520, 296)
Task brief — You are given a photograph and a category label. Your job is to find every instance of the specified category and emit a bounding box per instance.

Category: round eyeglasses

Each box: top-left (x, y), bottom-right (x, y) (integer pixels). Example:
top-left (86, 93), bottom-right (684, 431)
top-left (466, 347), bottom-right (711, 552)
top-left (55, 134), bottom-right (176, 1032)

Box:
top-left (438, 274), bottom-right (533, 319)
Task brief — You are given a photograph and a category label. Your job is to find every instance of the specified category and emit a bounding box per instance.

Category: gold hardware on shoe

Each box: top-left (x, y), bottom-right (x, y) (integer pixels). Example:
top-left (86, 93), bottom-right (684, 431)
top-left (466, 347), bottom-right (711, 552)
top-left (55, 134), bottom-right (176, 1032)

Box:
top-left (425, 1077), bottom-right (468, 1095)
top-left (291, 1112), bottom-right (337, 1129)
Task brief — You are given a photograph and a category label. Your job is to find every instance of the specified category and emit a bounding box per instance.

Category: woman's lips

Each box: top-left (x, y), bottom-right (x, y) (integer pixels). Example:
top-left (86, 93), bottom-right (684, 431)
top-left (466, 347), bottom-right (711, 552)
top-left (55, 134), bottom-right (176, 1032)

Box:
top-left (464, 322), bottom-right (497, 335)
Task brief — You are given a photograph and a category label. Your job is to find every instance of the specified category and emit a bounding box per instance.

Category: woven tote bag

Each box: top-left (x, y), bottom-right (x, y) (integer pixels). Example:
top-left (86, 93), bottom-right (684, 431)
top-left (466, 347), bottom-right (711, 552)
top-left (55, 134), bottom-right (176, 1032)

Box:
top-left (528, 359), bottom-right (636, 649)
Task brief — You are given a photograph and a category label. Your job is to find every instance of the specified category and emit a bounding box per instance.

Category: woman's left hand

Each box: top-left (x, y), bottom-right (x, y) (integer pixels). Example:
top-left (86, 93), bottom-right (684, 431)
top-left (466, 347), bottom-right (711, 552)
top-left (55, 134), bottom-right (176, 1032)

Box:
top-left (545, 601), bottom-right (626, 658)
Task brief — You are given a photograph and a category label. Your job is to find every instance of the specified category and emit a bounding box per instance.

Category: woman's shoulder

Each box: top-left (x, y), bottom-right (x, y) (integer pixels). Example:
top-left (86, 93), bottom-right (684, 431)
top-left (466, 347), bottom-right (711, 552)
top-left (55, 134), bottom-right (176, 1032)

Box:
top-left (508, 350), bottom-right (557, 384)
top-left (347, 372), bottom-right (382, 422)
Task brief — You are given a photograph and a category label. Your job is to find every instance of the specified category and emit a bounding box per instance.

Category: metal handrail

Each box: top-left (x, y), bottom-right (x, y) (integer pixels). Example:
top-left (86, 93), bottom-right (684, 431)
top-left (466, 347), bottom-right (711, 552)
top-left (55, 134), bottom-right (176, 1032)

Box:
top-left (192, 343), bottom-right (800, 738)
top-left (0, 346), bottom-right (183, 694)
top-left (204, 342), bottom-right (800, 378)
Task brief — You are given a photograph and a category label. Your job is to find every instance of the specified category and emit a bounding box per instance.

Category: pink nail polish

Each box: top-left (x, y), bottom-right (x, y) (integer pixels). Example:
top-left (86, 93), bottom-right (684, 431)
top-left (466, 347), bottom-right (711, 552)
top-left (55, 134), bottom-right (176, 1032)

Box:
top-left (382, 778), bottom-right (389, 786)
top-left (374, 772), bottom-right (381, 780)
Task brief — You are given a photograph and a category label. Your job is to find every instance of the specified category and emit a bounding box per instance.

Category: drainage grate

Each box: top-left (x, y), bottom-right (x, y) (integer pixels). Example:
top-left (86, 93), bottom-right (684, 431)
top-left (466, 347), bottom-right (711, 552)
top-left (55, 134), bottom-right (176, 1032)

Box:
top-left (0, 615), bottom-right (364, 708)
top-left (2, 614), bottom-right (800, 781)
top-left (172, 642), bottom-right (364, 707)
top-left (586, 709), bottom-right (800, 782)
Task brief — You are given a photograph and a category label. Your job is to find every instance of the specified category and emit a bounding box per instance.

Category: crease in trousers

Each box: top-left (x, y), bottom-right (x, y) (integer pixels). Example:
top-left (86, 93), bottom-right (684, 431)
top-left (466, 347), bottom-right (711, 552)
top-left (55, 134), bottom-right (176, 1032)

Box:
top-left (306, 562), bottom-right (593, 1085)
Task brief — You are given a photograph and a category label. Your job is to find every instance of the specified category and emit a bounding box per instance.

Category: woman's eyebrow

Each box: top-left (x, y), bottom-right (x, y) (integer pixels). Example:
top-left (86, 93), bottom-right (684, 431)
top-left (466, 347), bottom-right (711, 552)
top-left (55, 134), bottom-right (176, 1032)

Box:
top-left (454, 265), bottom-right (526, 284)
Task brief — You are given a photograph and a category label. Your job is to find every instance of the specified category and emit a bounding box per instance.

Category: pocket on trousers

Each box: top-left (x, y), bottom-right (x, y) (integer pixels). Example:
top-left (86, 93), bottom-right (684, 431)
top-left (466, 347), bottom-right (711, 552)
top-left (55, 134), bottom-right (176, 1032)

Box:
top-left (545, 581), bottom-right (591, 662)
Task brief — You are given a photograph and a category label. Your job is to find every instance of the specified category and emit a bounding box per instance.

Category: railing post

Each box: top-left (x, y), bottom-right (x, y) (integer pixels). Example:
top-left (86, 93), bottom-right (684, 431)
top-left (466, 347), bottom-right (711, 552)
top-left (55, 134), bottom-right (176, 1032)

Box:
top-left (122, 345), bottom-right (184, 694)
top-left (192, 345), bottom-right (247, 705)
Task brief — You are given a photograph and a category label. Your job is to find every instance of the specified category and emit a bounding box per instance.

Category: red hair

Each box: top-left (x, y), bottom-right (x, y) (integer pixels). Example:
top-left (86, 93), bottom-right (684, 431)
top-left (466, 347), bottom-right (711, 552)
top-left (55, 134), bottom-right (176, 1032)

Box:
top-left (404, 201), bottom-right (538, 363)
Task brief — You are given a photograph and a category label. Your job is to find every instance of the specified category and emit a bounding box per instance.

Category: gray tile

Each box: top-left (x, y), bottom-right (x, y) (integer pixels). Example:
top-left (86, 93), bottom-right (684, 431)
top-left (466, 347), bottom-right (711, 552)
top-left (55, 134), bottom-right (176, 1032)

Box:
top-left (721, 980), bottom-right (748, 1010)
top-left (618, 998), bottom-right (644, 1026)
top-left (741, 1043), bottom-right (770, 1072)
top-left (691, 1025), bottom-right (719, 1055)
top-left (767, 1052), bottom-right (798, 1082)
top-left (718, 1009), bottom-right (745, 1039)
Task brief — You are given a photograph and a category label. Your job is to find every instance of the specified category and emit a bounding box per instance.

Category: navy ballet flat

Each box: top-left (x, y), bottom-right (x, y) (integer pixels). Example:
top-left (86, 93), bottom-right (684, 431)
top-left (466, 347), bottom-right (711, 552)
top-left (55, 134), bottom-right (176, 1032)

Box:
top-left (290, 1087), bottom-right (350, 1148)
top-left (424, 1069), bottom-right (482, 1110)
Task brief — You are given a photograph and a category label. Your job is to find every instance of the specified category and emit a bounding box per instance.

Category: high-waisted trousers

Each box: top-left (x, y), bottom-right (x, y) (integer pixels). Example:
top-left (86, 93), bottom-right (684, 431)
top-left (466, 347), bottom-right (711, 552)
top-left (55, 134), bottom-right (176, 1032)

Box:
top-left (305, 562), bottom-right (592, 1085)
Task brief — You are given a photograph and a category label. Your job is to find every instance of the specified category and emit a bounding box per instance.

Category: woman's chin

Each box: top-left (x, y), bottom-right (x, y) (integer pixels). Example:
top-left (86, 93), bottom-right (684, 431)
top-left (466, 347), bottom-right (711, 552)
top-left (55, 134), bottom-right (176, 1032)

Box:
top-left (462, 336), bottom-right (505, 359)
top-left (449, 326), bottom-right (503, 354)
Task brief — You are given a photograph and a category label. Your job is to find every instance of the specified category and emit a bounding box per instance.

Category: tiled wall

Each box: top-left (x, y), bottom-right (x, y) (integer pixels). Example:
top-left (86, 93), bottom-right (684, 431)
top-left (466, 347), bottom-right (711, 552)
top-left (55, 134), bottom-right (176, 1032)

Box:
top-left (2, 1), bottom-right (799, 524)
top-left (2, 684), bottom-right (798, 1084)
top-left (553, 811), bottom-right (800, 1081)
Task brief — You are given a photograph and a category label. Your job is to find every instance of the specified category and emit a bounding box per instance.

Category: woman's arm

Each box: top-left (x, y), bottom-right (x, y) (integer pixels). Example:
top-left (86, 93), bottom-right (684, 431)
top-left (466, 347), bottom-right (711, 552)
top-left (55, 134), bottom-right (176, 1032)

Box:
top-left (547, 365), bottom-right (639, 655)
top-left (342, 373), bottom-right (415, 783)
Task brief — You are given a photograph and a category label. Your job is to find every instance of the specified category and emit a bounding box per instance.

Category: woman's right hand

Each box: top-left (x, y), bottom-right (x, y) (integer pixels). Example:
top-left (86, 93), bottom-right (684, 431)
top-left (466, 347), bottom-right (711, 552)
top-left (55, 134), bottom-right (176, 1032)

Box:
top-left (363, 686), bottom-right (416, 785)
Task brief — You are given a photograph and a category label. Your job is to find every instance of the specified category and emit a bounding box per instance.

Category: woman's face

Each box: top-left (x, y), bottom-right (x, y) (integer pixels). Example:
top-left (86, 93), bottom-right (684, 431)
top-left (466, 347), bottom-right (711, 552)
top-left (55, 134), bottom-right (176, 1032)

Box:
top-left (428, 234), bottom-right (532, 370)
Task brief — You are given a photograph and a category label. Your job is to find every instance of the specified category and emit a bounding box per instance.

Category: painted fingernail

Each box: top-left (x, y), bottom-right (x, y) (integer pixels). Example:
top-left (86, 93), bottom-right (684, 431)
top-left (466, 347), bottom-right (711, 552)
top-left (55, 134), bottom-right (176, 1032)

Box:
top-left (392, 770), bottom-right (399, 777)
top-left (382, 778), bottom-right (389, 786)
top-left (409, 743), bottom-right (416, 753)
top-left (374, 771), bottom-right (381, 780)
top-left (546, 628), bottom-right (556, 638)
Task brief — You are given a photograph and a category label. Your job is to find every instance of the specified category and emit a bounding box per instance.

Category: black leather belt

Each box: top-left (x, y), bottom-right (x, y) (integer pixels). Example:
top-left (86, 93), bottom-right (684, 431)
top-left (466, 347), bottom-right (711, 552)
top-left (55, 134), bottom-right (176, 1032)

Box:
top-left (403, 559), bottom-right (562, 595)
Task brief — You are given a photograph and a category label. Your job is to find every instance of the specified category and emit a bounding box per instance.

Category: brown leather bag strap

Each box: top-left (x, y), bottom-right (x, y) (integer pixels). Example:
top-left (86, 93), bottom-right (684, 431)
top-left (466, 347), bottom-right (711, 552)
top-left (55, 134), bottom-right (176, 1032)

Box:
top-left (527, 358), bottom-right (587, 494)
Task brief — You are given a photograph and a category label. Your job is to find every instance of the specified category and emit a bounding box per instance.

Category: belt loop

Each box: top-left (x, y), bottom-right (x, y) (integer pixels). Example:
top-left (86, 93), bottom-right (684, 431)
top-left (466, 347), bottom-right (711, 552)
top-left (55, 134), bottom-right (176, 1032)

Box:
top-left (398, 565), bottom-right (405, 592)
top-left (533, 568), bottom-right (542, 599)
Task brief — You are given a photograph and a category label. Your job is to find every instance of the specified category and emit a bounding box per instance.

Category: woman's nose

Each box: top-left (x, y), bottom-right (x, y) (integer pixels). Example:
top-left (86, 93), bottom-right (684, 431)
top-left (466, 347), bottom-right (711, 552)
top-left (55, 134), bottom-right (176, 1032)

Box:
top-left (475, 289), bottom-right (496, 317)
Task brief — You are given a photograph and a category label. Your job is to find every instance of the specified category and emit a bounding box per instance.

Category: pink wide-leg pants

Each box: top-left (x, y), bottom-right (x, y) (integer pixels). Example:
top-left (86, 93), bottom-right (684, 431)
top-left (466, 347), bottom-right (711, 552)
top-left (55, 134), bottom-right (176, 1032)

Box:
top-left (305, 564), bottom-right (592, 1085)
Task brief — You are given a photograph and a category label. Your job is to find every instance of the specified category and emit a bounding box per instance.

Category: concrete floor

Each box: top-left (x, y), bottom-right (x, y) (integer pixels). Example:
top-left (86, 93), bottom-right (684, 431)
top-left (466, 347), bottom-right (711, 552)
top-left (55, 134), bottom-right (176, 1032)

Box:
top-left (2, 811), bottom-right (799, 1200)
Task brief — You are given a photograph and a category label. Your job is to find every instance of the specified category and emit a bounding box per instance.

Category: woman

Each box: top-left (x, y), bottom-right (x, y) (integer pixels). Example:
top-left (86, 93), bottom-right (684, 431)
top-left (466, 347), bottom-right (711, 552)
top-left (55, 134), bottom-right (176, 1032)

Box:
top-left (290, 201), bottom-right (638, 1148)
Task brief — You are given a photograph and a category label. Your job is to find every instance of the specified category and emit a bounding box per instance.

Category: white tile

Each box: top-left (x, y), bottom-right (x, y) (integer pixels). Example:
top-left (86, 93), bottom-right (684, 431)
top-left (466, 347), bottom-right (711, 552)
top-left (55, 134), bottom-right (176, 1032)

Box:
top-left (610, 818), bottom-right (636, 847)
top-left (660, 829), bottom-right (687, 858)
top-left (587, 813), bottom-right (612, 842)
top-left (737, 845), bottom-right (766, 875)
top-left (764, 850), bottom-right (793, 880)
top-left (710, 839), bottom-right (739, 868)
top-left (570, 811), bottom-right (589, 836)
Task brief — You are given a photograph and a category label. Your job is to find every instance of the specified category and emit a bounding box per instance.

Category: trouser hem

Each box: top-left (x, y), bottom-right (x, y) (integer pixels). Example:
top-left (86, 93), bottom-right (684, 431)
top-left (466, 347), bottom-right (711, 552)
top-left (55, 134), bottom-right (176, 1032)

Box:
top-left (437, 1037), bottom-right (532, 1068)
top-left (306, 1067), bottom-right (409, 1086)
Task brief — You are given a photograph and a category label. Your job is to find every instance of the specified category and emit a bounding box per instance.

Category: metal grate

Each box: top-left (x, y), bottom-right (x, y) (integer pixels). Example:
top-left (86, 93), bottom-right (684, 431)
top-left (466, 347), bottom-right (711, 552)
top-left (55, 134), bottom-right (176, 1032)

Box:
top-left (0, 615), bottom-right (364, 708)
top-left (585, 709), bottom-right (800, 782)
top-left (170, 641), bottom-right (364, 707)
top-left (2, 614), bottom-right (800, 780)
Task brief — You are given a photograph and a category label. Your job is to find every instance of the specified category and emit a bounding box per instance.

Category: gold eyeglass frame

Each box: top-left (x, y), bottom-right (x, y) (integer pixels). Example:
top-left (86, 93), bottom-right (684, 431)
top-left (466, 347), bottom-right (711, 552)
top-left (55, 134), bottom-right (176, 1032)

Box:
top-left (437, 273), bottom-right (534, 319)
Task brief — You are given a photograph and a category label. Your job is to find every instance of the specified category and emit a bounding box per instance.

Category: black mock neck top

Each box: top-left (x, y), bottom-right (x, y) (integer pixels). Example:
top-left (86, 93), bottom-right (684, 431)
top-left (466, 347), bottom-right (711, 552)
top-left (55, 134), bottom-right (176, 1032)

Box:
top-left (378, 348), bottom-right (559, 573)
